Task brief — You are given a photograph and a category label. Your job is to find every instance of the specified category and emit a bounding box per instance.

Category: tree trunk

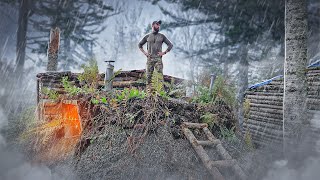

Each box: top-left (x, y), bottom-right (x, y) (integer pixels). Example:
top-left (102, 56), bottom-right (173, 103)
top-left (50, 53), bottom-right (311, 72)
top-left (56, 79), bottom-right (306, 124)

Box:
top-left (15, 0), bottom-right (30, 75)
top-left (223, 46), bottom-right (229, 79)
top-left (284, 0), bottom-right (308, 161)
top-left (64, 37), bottom-right (72, 70)
top-left (237, 43), bottom-right (249, 130)
top-left (47, 27), bottom-right (60, 71)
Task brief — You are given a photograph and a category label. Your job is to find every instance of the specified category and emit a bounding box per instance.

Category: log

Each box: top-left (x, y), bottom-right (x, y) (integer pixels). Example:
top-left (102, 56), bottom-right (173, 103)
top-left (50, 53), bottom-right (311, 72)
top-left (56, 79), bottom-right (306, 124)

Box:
top-left (260, 81), bottom-right (283, 86)
top-left (307, 85), bottom-right (320, 91)
top-left (39, 77), bottom-right (65, 82)
top-left (307, 69), bottom-right (320, 74)
top-left (40, 79), bottom-right (64, 84)
top-left (249, 103), bottom-right (283, 110)
top-left (248, 111), bottom-right (283, 120)
top-left (250, 137), bottom-right (272, 147)
top-left (182, 127), bottom-right (225, 180)
top-left (307, 76), bottom-right (320, 82)
top-left (111, 81), bottom-right (145, 88)
top-left (243, 124), bottom-right (283, 140)
top-left (307, 95), bottom-right (320, 99)
top-left (163, 75), bottom-right (185, 84)
top-left (250, 133), bottom-right (283, 144)
top-left (197, 140), bottom-right (221, 146)
top-left (307, 91), bottom-right (320, 96)
top-left (182, 122), bottom-right (208, 129)
top-left (36, 71), bottom-right (71, 78)
top-left (248, 114), bottom-right (283, 124)
top-left (308, 104), bottom-right (320, 111)
top-left (215, 143), bottom-right (247, 180)
top-left (250, 135), bottom-right (282, 146)
top-left (113, 76), bottom-right (139, 81)
top-left (249, 89), bottom-right (284, 93)
top-left (203, 127), bottom-right (216, 141)
top-left (116, 71), bottom-right (143, 78)
top-left (251, 85), bottom-right (284, 91)
top-left (307, 82), bottom-right (320, 86)
top-left (209, 160), bottom-right (236, 168)
top-left (243, 123), bottom-right (283, 137)
top-left (307, 73), bottom-right (320, 78)
top-left (41, 83), bottom-right (64, 88)
top-left (246, 99), bottom-right (283, 106)
top-left (248, 131), bottom-right (283, 145)
top-left (245, 119), bottom-right (282, 131)
top-left (250, 107), bottom-right (283, 115)
top-left (246, 117), bottom-right (282, 126)
top-left (202, 128), bottom-right (247, 180)
top-left (307, 98), bottom-right (320, 104)
top-left (246, 95), bottom-right (283, 102)
top-left (245, 92), bottom-right (283, 96)
top-left (49, 88), bottom-right (66, 94)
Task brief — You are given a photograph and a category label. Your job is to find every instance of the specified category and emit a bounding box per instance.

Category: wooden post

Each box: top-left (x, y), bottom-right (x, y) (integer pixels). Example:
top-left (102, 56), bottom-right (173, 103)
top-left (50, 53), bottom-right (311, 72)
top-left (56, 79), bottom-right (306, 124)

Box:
top-left (47, 27), bottom-right (60, 71)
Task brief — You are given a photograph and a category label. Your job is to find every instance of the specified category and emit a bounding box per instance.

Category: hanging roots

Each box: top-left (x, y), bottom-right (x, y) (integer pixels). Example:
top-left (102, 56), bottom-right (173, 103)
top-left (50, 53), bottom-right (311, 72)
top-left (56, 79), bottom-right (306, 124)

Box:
top-left (77, 94), bottom-right (170, 156)
top-left (126, 95), bottom-right (169, 154)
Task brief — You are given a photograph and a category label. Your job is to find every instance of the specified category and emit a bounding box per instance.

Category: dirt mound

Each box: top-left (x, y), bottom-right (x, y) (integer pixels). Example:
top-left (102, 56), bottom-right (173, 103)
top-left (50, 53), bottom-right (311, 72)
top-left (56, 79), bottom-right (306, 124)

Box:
top-left (74, 124), bottom-right (215, 180)
top-left (69, 96), bottom-right (241, 179)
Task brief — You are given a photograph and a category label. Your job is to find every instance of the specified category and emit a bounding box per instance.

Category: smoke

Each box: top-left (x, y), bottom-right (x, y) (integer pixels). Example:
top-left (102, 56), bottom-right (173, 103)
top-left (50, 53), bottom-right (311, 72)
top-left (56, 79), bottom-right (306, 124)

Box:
top-left (263, 158), bottom-right (320, 180)
top-left (262, 113), bottom-right (320, 180)
top-left (0, 90), bottom-right (75, 180)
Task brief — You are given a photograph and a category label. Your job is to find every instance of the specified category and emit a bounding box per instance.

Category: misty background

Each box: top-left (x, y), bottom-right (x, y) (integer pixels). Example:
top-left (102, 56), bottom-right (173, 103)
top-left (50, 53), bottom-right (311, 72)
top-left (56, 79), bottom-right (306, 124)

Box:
top-left (0, 0), bottom-right (319, 82)
top-left (0, 0), bottom-right (320, 179)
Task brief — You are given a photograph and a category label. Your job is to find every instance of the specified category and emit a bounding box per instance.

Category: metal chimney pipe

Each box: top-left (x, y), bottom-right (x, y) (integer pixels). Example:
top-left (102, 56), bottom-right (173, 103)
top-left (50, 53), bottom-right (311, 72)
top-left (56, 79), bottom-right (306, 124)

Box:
top-left (209, 73), bottom-right (216, 92)
top-left (104, 60), bottom-right (115, 91)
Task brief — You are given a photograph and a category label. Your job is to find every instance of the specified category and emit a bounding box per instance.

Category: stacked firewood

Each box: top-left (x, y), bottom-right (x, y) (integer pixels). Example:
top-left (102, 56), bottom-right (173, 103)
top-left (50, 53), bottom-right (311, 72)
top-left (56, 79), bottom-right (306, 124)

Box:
top-left (243, 66), bottom-right (320, 147)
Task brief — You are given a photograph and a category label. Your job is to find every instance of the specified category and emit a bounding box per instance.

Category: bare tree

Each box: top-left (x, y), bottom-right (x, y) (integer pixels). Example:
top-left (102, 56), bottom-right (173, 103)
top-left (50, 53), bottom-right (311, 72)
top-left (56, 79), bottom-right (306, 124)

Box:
top-left (15, 0), bottom-right (32, 76)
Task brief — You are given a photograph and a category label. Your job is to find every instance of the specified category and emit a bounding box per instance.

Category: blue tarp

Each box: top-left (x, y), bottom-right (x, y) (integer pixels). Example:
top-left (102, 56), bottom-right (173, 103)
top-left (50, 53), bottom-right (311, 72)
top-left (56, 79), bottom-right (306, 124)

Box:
top-left (248, 60), bottom-right (320, 90)
top-left (248, 75), bottom-right (283, 89)
top-left (308, 60), bottom-right (320, 68)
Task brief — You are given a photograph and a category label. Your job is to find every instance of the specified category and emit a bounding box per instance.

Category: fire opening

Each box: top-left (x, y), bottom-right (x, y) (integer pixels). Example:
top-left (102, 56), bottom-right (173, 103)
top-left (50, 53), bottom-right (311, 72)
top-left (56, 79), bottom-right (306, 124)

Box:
top-left (35, 100), bottom-right (82, 161)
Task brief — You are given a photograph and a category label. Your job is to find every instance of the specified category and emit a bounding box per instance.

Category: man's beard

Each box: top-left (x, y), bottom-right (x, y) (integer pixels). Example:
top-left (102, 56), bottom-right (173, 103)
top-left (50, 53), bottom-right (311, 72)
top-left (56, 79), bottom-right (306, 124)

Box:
top-left (154, 27), bottom-right (159, 32)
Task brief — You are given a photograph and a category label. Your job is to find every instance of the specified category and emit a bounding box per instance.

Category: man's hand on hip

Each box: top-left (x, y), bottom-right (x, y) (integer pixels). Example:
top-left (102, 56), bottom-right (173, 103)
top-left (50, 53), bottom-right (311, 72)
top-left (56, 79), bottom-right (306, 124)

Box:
top-left (144, 52), bottom-right (151, 57)
top-left (157, 52), bottom-right (166, 56)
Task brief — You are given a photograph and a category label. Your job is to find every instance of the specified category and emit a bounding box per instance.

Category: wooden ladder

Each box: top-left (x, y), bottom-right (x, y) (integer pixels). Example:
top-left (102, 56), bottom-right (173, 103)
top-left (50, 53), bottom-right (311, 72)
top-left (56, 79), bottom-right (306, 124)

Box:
top-left (181, 122), bottom-right (247, 180)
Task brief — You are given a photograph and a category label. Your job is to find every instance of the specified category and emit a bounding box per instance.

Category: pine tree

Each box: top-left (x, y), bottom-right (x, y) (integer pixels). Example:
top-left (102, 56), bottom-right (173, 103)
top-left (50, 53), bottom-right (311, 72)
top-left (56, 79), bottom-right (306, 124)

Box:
top-left (28, 0), bottom-right (117, 70)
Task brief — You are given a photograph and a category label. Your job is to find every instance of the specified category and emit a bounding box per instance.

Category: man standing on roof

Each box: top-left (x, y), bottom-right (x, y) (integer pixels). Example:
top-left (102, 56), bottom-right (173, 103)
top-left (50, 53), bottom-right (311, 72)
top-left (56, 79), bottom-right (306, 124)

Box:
top-left (138, 20), bottom-right (173, 94)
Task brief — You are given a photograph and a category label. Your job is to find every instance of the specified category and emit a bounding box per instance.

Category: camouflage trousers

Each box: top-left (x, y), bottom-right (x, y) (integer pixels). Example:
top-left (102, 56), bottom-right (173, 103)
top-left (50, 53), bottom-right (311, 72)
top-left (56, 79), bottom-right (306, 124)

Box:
top-left (146, 57), bottom-right (163, 94)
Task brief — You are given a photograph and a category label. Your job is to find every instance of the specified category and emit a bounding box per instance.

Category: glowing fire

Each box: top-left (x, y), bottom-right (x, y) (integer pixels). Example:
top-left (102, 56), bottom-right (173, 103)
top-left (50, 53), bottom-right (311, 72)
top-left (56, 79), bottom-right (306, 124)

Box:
top-left (35, 100), bottom-right (82, 162)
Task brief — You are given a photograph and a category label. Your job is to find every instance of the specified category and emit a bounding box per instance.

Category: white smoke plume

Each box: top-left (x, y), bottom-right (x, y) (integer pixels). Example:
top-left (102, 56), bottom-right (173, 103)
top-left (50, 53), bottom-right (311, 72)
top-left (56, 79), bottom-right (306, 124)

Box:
top-left (262, 112), bottom-right (320, 180)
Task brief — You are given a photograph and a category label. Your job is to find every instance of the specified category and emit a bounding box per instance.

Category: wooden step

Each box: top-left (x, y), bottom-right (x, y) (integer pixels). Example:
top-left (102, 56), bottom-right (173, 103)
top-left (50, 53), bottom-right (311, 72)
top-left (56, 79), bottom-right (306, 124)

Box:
top-left (196, 140), bottom-right (221, 146)
top-left (181, 122), bottom-right (247, 180)
top-left (209, 159), bottom-right (236, 168)
top-left (182, 122), bottom-right (208, 128)
top-left (182, 127), bottom-right (225, 180)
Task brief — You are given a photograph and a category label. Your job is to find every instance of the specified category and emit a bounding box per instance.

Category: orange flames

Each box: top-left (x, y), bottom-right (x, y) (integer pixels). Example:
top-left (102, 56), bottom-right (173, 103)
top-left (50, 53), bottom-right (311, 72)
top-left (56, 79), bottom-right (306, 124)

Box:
top-left (35, 100), bottom-right (82, 162)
